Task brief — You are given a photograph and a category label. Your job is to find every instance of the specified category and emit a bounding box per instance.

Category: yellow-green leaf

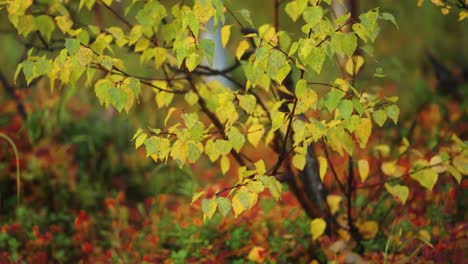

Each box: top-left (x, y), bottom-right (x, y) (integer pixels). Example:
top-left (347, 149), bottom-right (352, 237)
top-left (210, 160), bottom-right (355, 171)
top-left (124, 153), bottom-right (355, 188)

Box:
top-left (216, 197), bottom-right (232, 216)
top-left (201, 198), bottom-right (217, 220)
top-left (221, 155), bottom-right (230, 174)
top-left (293, 153), bottom-right (306, 170)
top-left (453, 155), bottom-right (468, 175)
top-left (372, 109), bottom-right (387, 127)
top-left (447, 165), bottom-right (462, 184)
top-left (410, 168), bottom-right (438, 190)
top-left (354, 118), bottom-right (372, 148)
top-left (385, 183), bottom-right (409, 204)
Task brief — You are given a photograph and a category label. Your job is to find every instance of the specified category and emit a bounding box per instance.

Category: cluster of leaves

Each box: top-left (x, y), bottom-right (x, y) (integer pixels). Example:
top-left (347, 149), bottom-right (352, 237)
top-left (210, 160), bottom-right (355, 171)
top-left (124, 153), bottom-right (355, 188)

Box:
top-left (417, 0), bottom-right (468, 20)
top-left (1, 0), bottom-right (467, 262)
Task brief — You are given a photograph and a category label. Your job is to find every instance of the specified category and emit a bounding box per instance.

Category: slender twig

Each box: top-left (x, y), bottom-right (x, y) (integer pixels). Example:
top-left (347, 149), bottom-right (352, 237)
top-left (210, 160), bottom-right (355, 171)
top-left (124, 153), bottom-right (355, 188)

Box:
top-left (271, 98), bottom-right (298, 174)
top-left (0, 71), bottom-right (27, 120)
top-left (97, 0), bottom-right (133, 28)
top-left (320, 139), bottom-right (346, 193)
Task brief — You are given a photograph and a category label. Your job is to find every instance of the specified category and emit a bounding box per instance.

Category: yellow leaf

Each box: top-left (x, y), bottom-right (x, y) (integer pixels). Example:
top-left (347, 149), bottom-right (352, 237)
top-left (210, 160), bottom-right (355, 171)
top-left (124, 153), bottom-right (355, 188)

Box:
top-left (310, 218), bottom-right (327, 240)
top-left (459, 10), bottom-right (468, 21)
top-left (356, 221), bottom-right (378, 240)
top-left (318, 156), bottom-right (328, 181)
top-left (236, 39), bottom-right (250, 60)
top-left (381, 161), bottom-right (405, 177)
top-left (247, 124), bottom-right (264, 147)
top-left (358, 159), bottom-right (370, 182)
top-left (326, 195), bottom-right (342, 215)
top-left (170, 140), bottom-right (189, 166)
top-left (384, 183), bottom-right (409, 204)
top-left (419, 230), bottom-right (431, 244)
top-left (354, 118), bottom-right (372, 148)
top-left (345, 55), bottom-right (365, 76)
top-left (221, 155), bottom-right (230, 174)
top-left (232, 187), bottom-right (258, 217)
top-left (381, 160), bottom-right (396, 176)
top-left (247, 246), bottom-right (266, 263)
top-left (221, 25), bottom-right (232, 48)
top-left (232, 192), bottom-right (245, 218)
top-left (255, 160), bottom-right (266, 175)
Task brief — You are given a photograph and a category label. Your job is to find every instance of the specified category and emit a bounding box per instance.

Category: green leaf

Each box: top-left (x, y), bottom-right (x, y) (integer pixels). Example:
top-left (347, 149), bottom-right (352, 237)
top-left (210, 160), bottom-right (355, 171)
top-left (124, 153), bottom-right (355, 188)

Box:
top-left (306, 46), bottom-right (326, 74)
top-left (239, 9), bottom-right (254, 26)
top-left (184, 12), bottom-right (199, 37)
top-left (65, 38), bottom-right (80, 55)
top-left (144, 137), bottom-right (160, 156)
top-left (372, 109), bottom-right (387, 127)
top-left (380, 12), bottom-right (399, 29)
top-left (185, 52), bottom-right (202, 72)
top-left (352, 23), bottom-right (368, 43)
top-left (324, 89), bottom-right (345, 112)
top-left (385, 104), bottom-right (400, 124)
top-left (303, 6), bottom-right (323, 27)
top-left (385, 183), bottom-right (409, 204)
top-left (274, 63), bottom-right (291, 84)
top-left (267, 49), bottom-right (288, 78)
top-left (95, 79), bottom-right (113, 106)
top-left (271, 111), bottom-right (285, 131)
top-left (108, 87), bottom-right (128, 112)
top-left (331, 32), bottom-right (358, 57)
top-left (216, 197), bottom-right (232, 216)
top-left (295, 79), bottom-right (307, 98)
top-left (410, 168), bottom-right (438, 190)
top-left (35, 15), bottom-right (55, 42)
top-left (202, 198), bottom-right (217, 220)
top-left (285, 0), bottom-right (308, 22)
top-left (227, 127), bottom-right (245, 152)
top-left (336, 100), bottom-right (353, 120)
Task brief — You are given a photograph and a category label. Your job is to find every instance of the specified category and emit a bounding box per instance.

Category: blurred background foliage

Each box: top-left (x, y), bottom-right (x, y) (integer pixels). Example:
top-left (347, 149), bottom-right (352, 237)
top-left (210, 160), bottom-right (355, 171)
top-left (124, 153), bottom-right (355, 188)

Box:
top-left (0, 0), bottom-right (466, 263)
